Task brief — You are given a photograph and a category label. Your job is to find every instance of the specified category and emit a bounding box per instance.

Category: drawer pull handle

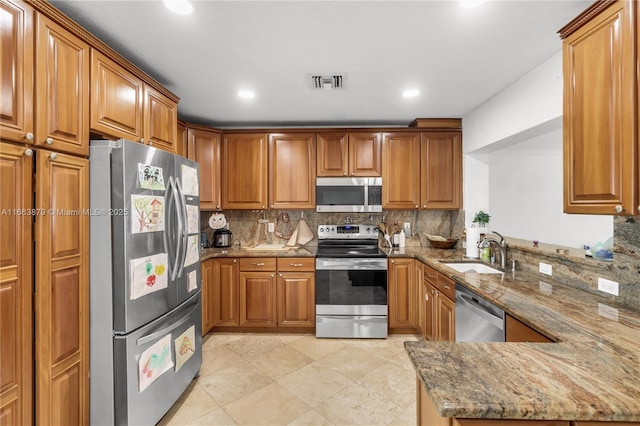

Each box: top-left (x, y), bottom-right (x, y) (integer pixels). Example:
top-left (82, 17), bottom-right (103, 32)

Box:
top-left (252, 262), bottom-right (265, 266)
top-left (442, 285), bottom-right (450, 290)
top-left (290, 263), bottom-right (303, 267)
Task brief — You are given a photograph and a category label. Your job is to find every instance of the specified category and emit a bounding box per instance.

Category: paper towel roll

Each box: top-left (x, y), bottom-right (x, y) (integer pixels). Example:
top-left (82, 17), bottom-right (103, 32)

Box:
top-left (465, 227), bottom-right (480, 258)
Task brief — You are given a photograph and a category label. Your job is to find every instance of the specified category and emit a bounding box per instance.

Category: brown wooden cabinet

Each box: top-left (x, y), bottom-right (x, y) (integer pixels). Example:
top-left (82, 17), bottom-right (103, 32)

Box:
top-left (561, 0), bottom-right (638, 215)
top-left (414, 260), bottom-right (424, 335)
top-left (268, 133), bottom-right (316, 209)
top-left (212, 258), bottom-right (240, 327)
top-left (420, 132), bottom-right (462, 209)
top-left (222, 133), bottom-right (268, 209)
top-left (36, 14), bottom-right (90, 156)
top-left (0, 142), bottom-right (33, 426)
top-left (201, 259), bottom-right (215, 335)
top-left (176, 120), bottom-right (187, 158)
top-left (505, 314), bottom-right (553, 343)
top-left (1, 0), bottom-right (34, 145)
top-left (382, 132), bottom-right (421, 209)
top-left (317, 132), bottom-right (382, 177)
top-left (90, 49), bottom-right (178, 153)
top-left (35, 149), bottom-right (89, 426)
top-left (240, 258), bottom-right (277, 327)
top-left (188, 127), bottom-right (221, 210)
top-left (423, 264), bottom-right (455, 342)
top-left (276, 258), bottom-right (315, 328)
top-left (388, 258), bottom-right (417, 333)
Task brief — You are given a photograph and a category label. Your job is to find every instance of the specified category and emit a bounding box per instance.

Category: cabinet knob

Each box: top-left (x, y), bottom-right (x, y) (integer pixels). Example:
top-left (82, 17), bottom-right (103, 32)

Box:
top-left (425, 293), bottom-right (428, 301)
top-left (391, 259), bottom-right (395, 263)
top-left (415, 205), bottom-right (419, 209)
top-left (423, 205), bottom-right (427, 208)
top-left (148, 141), bottom-right (153, 146)
top-left (140, 138), bottom-right (145, 144)
top-left (637, 205), bottom-right (640, 214)
top-left (262, 206), bottom-right (265, 209)
top-left (46, 137), bottom-right (54, 145)
top-left (24, 149), bottom-right (33, 157)
top-left (271, 274), bottom-right (274, 278)
top-left (343, 173), bottom-right (347, 176)
top-left (233, 259), bottom-right (237, 263)
top-left (25, 132), bottom-right (34, 141)
top-left (614, 205), bottom-right (624, 214)
top-left (49, 153), bottom-right (58, 160)
top-left (279, 273), bottom-right (283, 277)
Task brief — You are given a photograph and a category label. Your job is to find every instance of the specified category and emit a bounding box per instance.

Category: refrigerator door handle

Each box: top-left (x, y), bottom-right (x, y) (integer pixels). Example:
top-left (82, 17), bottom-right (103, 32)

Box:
top-left (174, 178), bottom-right (188, 279)
top-left (164, 177), bottom-right (177, 279)
top-left (169, 176), bottom-right (183, 281)
top-left (136, 302), bottom-right (198, 346)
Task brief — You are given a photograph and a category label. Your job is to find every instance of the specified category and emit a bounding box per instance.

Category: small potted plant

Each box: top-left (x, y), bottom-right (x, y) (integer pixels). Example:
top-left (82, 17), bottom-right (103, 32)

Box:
top-left (473, 210), bottom-right (490, 233)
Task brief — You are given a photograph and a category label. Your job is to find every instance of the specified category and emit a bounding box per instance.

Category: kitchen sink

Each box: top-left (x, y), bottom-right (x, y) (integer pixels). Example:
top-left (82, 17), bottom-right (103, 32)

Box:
top-left (441, 262), bottom-right (503, 274)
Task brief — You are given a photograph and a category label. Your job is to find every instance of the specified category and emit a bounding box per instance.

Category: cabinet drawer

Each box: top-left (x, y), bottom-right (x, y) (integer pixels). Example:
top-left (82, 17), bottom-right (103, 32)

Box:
top-left (437, 274), bottom-right (455, 301)
top-left (277, 258), bottom-right (315, 271)
top-left (239, 258), bottom-right (276, 271)
top-left (423, 265), bottom-right (438, 286)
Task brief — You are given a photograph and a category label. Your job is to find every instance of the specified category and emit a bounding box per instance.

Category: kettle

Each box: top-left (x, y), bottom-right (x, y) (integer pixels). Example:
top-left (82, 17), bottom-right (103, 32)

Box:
top-left (213, 228), bottom-right (232, 248)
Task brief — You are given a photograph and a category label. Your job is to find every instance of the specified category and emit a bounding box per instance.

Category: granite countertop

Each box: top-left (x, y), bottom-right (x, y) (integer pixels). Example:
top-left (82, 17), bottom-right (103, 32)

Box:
top-left (201, 245), bottom-right (317, 260)
top-left (397, 247), bottom-right (640, 422)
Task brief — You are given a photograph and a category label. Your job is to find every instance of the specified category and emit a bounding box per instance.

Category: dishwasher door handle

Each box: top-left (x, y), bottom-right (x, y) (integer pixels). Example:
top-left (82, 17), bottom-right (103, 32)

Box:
top-left (457, 293), bottom-right (504, 330)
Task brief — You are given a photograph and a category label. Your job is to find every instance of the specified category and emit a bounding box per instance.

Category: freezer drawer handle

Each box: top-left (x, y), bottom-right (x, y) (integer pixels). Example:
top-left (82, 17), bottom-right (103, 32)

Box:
top-left (136, 302), bottom-right (198, 346)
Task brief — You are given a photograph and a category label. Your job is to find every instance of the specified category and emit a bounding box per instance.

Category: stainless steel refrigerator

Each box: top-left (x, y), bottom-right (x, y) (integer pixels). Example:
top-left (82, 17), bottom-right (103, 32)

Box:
top-left (89, 139), bottom-right (202, 425)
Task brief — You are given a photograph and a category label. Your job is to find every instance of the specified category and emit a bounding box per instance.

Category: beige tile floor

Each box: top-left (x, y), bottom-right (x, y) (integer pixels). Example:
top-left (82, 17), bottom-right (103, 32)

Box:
top-left (158, 333), bottom-right (419, 426)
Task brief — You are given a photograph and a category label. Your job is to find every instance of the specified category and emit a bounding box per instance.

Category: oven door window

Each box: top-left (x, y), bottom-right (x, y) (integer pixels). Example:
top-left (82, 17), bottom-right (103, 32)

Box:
top-left (316, 186), bottom-right (365, 207)
top-left (316, 269), bottom-right (387, 305)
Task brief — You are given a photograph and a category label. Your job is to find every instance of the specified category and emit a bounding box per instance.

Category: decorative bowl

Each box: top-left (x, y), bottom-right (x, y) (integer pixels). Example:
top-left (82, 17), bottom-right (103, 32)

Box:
top-left (427, 237), bottom-right (459, 249)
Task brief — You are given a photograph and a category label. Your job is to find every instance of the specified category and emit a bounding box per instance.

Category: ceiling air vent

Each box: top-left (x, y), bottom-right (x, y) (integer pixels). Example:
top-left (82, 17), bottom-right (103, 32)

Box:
top-left (310, 74), bottom-right (344, 90)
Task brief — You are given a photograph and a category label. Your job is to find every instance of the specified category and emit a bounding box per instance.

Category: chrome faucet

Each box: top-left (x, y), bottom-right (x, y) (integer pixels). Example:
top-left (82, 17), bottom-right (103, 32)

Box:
top-left (478, 231), bottom-right (507, 269)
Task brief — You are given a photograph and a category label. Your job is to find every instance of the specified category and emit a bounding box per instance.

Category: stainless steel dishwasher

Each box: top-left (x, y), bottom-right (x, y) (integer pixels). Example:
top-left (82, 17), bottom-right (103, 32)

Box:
top-left (455, 284), bottom-right (505, 342)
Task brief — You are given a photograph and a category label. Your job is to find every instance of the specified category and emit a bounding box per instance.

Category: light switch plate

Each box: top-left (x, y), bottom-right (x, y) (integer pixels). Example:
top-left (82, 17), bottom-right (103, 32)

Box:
top-left (539, 262), bottom-right (552, 276)
top-left (268, 222), bottom-right (275, 233)
top-left (403, 222), bottom-right (411, 236)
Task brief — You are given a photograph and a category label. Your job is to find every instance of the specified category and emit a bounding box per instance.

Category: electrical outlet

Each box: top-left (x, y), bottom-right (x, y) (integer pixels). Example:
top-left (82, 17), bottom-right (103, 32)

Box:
top-left (268, 222), bottom-right (275, 233)
top-left (403, 222), bottom-right (411, 236)
top-left (598, 277), bottom-right (619, 296)
top-left (538, 281), bottom-right (552, 295)
top-left (539, 262), bottom-right (552, 276)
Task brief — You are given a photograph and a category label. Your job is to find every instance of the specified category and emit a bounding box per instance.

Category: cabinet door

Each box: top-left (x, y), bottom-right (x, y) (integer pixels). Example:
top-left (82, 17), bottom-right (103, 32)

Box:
top-left (417, 376), bottom-right (450, 426)
top-left (240, 271), bottom-right (277, 327)
top-left (437, 294), bottom-right (455, 342)
top-left (388, 258), bottom-right (414, 330)
top-left (213, 258), bottom-right (239, 327)
top-left (176, 121), bottom-right (187, 158)
top-left (188, 128), bottom-right (221, 210)
top-left (421, 132), bottom-right (462, 209)
top-left (414, 261), bottom-right (424, 334)
top-left (143, 84), bottom-right (177, 153)
top-left (0, 142), bottom-right (33, 426)
top-left (317, 132), bottom-right (348, 176)
top-left (424, 282), bottom-right (437, 341)
top-left (382, 132), bottom-right (421, 209)
top-left (35, 150), bottom-right (89, 426)
top-left (349, 132), bottom-right (382, 177)
top-left (505, 314), bottom-right (552, 343)
top-left (222, 133), bottom-right (268, 209)
top-left (268, 133), bottom-right (316, 209)
top-left (277, 272), bottom-right (315, 327)
top-left (35, 15), bottom-right (90, 156)
top-left (90, 49), bottom-right (143, 142)
top-left (563, 0), bottom-right (637, 215)
top-left (201, 259), bottom-right (215, 335)
top-left (0, 0), bottom-right (34, 144)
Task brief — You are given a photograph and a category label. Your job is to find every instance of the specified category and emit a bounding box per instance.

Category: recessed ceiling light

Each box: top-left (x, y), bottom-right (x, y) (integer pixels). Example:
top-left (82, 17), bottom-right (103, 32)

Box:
top-left (238, 90), bottom-right (255, 99)
top-left (459, 0), bottom-right (486, 8)
top-left (402, 89), bottom-right (420, 98)
top-left (163, 0), bottom-right (193, 15)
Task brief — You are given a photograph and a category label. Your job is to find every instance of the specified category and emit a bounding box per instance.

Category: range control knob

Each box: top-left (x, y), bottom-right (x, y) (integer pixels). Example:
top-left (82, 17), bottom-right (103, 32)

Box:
top-left (319, 227), bottom-right (324, 233)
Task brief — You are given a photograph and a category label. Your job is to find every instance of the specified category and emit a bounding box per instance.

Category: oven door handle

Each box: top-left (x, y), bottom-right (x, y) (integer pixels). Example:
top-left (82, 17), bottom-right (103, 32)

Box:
top-left (316, 258), bottom-right (387, 270)
top-left (319, 315), bottom-right (387, 320)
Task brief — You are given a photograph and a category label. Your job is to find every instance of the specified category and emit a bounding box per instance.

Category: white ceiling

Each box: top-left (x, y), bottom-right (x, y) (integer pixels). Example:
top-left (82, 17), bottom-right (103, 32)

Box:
top-left (50, 0), bottom-right (592, 128)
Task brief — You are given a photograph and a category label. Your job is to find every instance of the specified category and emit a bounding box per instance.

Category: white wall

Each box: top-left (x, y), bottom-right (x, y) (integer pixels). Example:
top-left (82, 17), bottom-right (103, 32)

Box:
top-left (462, 51), bottom-right (613, 247)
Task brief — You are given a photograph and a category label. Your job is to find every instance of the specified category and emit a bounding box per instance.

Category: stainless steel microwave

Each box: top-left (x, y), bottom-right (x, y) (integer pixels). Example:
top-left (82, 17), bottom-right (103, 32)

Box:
top-left (316, 177), bottom-right (383, 213)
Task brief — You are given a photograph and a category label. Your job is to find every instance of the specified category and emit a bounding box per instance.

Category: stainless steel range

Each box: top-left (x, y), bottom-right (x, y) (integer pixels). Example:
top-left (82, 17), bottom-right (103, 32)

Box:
top-left (315, 224), bottom-right (388, 338)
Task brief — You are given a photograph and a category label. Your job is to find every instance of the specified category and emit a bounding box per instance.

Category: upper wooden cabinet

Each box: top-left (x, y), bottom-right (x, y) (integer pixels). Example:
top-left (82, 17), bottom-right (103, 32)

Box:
top-left (0, 0), bottom-right (34, 145)
top-left (269, 133), bottom-right (316, 209)
top-left (222, 133), bottom-right (268, 209)
top-left (561, 0), bottom-right (638, 215)
top-left (382, 132), bottom-right (421, 209)
top-left (90, 49), bottom-right (177, 153)
top-left (420, 132), bottom-right (462, 209)
top-left (188, 127), bottom-right (221, 210)
top-left (317, 132), bottom-right (382, 177)
top-left (36, 14), bottom-right (90, 156)
top-left (0, 2), bottom-right (89, 155)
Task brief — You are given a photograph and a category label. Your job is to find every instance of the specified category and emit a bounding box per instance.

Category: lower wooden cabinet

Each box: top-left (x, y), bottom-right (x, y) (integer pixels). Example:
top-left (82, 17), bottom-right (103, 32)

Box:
top-left (506, 314), bottom-right (553, 343)
top-left (388, 258), bottom-right (419, 333)
top-left (207, 257), bottom-right (314, 331)
top-left (436, 291), bottom-right (455, 342)
top-left (422, 263), bottom-right (455, 342)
